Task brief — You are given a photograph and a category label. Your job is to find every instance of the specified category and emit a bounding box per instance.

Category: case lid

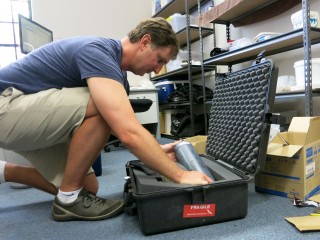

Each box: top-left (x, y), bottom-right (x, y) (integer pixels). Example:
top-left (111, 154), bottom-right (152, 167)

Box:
top-left (206, 60), bottom-right (278, 176)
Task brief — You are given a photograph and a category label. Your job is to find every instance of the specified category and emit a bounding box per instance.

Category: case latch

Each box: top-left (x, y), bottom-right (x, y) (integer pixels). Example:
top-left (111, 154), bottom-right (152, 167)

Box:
top-left (255, 50), bottom-right (266, 64)
top-left (123, 176), bottom-right (137, 215)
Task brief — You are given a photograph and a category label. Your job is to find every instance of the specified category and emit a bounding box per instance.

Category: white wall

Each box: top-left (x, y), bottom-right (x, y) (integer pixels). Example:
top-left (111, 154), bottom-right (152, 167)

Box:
top-left (31, 0), bottom-right (153, 85)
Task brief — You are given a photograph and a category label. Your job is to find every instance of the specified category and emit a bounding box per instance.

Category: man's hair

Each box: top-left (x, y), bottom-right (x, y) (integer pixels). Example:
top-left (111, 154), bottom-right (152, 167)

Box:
top-left (128, 17), bottom-right (179, 59)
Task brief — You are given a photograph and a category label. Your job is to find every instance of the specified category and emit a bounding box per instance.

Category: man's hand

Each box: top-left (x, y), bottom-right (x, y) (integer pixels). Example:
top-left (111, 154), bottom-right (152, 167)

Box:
top-left (160, 141), bottom-right (179, 161)
top-left (160, 141), bottom-right (214, 185)
top-left (178, 170), bottom-right (214, 185)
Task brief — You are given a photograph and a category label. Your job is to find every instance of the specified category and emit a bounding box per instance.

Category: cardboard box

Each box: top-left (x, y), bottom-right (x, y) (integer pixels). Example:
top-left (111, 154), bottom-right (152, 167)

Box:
top-left (184, 135), bottom-right (207, 154)
top-left (255, 117), bottom-right (320, 200)
top-left (159, 111), bottom-right (165, 133)
top-left (154, 65), bottom-right (167, 76)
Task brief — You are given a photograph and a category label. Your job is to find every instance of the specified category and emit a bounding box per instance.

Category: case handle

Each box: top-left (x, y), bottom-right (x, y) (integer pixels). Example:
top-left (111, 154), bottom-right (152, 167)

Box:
top-left (255, 50), bottom-right (266, 64)
top-left (126, 160), bottom-right (158, 176)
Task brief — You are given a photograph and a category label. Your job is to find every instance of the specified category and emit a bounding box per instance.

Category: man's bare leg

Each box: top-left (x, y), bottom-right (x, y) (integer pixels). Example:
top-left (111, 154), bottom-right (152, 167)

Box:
top-left (3, 163), bottom-right (99, 195)
top-left (59, 97), bottom-right (111, 192)
top-left (4, 163), bottom-right (58, 195)
top-left (2, 97), bottom-right (107, 196)
top-left (51, 98), bottom-right (125, 221)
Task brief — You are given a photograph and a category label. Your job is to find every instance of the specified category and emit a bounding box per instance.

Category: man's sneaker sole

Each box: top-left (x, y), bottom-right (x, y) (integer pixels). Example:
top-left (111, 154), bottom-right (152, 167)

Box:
top-left (52, 200), bottom-right (125, 221)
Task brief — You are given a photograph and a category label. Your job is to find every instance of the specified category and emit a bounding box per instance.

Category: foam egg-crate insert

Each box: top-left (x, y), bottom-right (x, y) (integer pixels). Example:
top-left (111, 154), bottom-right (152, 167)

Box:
top-left (207, 60), bottom-right (274, 175)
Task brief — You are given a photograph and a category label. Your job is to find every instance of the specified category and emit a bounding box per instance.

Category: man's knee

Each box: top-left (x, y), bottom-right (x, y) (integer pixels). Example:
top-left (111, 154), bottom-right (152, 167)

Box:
top-left (83, 97), bottom-right (112, 135)
top-left (85, 97), bottom-right (100, 118)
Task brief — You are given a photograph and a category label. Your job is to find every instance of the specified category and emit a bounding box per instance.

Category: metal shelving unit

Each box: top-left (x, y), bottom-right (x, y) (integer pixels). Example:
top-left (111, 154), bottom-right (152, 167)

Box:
top-left (176, 26), bottom-right (214, 48)
top-left (151, 65), bottom-right (215, 81)
top-left (152, 0), bottom-right (212, 18)
top-left (203, 28), bottom-right (320, 66)
top-left (151, 0), bottom-right (215, 137)
top-left (202, 0), bottom-right (318, 116)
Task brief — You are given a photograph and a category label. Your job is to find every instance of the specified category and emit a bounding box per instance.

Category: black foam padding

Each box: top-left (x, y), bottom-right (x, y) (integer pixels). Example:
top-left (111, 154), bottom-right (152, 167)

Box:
top-left (206, 60), bottom-right (278, 175)
top-left (133, 158), bottom-right (242, 194)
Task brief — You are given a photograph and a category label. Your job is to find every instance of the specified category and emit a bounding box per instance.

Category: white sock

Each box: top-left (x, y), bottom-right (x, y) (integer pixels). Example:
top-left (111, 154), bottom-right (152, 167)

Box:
top-left (57, 188), bottom-right (82, 204)
top-left (0, 160), bottom-right (7, 183)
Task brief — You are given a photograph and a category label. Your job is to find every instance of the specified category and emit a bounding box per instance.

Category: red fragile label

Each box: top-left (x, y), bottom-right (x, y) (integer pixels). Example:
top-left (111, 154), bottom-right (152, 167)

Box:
top-left (183, 204), bottom-right (216, 218)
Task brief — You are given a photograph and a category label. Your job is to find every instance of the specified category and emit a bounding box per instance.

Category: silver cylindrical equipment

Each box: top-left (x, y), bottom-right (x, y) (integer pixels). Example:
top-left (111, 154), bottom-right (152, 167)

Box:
top-left (175, 141), bottom-right (215, 181)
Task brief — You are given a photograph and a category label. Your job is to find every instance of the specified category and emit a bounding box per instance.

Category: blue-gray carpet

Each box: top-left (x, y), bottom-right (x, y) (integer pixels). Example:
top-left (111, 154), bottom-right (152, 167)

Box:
top-left (0, 138), bottom-right (319, 240)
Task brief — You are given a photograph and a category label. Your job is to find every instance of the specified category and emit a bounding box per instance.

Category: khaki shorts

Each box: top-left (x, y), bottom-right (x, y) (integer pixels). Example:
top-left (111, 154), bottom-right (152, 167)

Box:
top-left (0, 87), bottom-right (93, 187)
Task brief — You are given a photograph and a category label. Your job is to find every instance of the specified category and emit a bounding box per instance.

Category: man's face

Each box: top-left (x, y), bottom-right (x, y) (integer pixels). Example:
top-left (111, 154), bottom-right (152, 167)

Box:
top-left (133, 38), bottom-right (173, 76)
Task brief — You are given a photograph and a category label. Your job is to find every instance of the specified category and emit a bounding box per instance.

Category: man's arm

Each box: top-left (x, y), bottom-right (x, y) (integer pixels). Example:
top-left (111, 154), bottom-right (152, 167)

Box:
top-left (87, 77), bottom-right (212, 185)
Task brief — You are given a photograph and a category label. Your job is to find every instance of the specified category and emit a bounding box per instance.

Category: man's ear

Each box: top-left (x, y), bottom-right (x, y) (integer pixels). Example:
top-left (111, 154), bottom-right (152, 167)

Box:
top-left (140, 34), bottom-right (151, 47)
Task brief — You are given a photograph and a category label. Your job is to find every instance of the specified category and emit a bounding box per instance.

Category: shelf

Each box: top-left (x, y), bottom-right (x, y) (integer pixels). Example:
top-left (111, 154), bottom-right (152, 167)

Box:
top-left (200, 0), bottom-right (280, 25)
top-left (275, 89), bottom-right (320, 99)
top-left (177, 26), bottom-right (214, 47)
top-left (152, 0), bottom-right (211, 18)
top-left (160, 133), bottom-right (179, 140)
top-left (160, 102), bottom-right (192, 108)
top-left (203, 27), bottom-right (320, 66)
top-left (159, 100), bottom-right (212, 108)
top-left (151, 65), bottom-right (215, 81)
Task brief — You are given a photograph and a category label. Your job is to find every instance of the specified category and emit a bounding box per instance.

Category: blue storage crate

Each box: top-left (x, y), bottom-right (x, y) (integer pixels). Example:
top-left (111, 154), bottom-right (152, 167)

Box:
top-left (154, 80), bottom-right (188, 104)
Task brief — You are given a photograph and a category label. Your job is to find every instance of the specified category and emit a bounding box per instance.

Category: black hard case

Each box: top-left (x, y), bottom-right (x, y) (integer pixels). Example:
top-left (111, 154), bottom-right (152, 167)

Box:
top-left (124, 60), bottom-right (279, 235)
